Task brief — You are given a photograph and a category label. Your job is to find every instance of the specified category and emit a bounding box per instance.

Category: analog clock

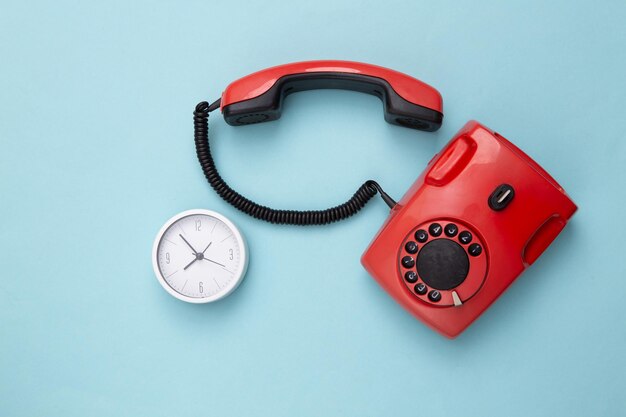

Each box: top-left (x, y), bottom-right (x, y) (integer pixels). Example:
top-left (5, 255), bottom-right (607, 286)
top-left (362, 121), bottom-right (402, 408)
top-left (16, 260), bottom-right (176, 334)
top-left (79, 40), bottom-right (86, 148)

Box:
top-left (152, 209), bottom-right (248, 303)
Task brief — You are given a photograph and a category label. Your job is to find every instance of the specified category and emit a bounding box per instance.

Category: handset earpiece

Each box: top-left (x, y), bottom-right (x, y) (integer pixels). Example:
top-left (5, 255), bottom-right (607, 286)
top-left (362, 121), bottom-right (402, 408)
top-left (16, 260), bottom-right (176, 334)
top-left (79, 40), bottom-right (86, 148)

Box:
top-left (219, 60), bottom-right (443, 131)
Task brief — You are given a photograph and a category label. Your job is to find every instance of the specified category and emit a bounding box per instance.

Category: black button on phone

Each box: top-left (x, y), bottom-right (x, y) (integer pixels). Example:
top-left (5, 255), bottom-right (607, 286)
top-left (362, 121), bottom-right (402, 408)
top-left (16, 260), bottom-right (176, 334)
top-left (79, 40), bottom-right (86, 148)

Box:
top-left (405, 271), bottom-right (418, 283)
top-left (415, 229), bottom-right (428, 243)
top-left (428, 290), bottom-right (442, 302)
top-left (459, 231), bottom-right (472, 244)
top-left (444, 223), bottom-right (458, 237)
top-left (468, 243), bottom-right (482, 257)
top-left (405, 241), bottom-right (418, 254)
top-left (429, 223), bottom-right (442, 237)
top-left (401, 256), bottom-right (415, 268)
top-left (414, 283), bottom-right (427, 295)
top-left (489, 184), bottom-right (515, 211)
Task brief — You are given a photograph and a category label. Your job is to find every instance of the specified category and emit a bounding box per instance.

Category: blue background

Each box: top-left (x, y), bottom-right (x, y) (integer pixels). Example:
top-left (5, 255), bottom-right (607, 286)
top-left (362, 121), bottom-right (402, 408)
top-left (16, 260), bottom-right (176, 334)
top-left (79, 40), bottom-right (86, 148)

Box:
top-left (1, 0), bottom-right (625, 415)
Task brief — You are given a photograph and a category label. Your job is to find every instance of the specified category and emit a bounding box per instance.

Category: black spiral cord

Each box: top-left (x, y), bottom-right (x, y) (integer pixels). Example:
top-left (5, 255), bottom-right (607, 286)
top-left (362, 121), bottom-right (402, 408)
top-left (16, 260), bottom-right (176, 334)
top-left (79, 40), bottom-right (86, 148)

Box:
top-left (193, 100), bottom-right (397, 226)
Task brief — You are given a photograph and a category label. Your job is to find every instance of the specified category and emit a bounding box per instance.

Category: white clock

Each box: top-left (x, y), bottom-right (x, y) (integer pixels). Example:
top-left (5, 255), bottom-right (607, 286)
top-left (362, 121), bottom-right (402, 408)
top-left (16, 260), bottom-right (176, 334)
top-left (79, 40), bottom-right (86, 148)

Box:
top-left (152, 209), bottom-right (248, 303)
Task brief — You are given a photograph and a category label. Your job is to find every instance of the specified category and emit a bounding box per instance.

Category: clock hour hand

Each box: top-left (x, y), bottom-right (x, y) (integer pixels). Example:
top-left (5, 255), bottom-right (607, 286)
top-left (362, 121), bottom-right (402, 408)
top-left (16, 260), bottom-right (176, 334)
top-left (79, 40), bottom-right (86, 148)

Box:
top-left (183, 258), bottom-right (197, 270)
top-left (179, 234), bottom-right (198, 254)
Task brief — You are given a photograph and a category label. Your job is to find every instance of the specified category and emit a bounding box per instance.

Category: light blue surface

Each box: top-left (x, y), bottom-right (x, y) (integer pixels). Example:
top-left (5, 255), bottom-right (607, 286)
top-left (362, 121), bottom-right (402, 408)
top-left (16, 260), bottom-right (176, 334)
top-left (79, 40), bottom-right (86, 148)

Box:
top-left (1, 0), bottom-right (625, 415)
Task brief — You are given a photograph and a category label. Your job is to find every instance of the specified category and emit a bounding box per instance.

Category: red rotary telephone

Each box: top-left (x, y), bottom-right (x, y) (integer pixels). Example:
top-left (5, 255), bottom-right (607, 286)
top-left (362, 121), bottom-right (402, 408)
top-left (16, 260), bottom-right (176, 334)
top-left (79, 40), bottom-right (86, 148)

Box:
top-left (193, 60), bottom-right (576, 337)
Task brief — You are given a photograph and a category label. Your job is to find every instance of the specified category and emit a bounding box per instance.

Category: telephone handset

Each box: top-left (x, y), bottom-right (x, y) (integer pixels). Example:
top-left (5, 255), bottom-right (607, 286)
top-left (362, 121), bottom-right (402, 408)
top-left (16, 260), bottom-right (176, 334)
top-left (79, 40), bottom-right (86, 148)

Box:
top-left (219, 60), bottom-right (443, 130)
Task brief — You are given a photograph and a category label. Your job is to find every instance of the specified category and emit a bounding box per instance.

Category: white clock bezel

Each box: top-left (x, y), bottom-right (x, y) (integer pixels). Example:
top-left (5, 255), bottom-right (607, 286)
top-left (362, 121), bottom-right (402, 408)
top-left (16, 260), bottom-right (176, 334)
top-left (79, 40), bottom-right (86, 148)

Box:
top-left (151, 209), bottom-right (248, 304)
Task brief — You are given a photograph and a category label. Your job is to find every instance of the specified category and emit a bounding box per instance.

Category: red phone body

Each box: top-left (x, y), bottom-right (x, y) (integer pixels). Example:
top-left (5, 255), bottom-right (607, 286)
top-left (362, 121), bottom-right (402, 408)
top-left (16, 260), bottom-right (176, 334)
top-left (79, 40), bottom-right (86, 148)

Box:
top-left (361, 121), bottom-right (577, 338)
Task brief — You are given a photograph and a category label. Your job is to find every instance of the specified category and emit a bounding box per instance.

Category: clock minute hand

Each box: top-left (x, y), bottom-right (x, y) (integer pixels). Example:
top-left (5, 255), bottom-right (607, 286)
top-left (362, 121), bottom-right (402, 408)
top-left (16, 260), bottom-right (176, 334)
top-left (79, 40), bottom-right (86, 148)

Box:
top-left (200, 242), bottom-right (212, 254)
top-left (179, 234), bottom-right (198, 254)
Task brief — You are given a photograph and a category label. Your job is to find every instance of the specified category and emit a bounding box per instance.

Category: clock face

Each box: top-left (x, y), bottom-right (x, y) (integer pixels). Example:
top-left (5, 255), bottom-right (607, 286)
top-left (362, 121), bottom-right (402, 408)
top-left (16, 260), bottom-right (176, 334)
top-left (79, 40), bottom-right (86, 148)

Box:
top-left (152, 209), bottom-right (248, 303)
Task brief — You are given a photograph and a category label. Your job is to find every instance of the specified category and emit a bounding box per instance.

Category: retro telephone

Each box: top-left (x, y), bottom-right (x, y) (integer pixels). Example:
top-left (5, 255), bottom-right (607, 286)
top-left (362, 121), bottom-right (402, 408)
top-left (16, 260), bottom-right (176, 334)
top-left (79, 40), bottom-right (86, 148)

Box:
top-left (192, 60), bottom-right (576, 337)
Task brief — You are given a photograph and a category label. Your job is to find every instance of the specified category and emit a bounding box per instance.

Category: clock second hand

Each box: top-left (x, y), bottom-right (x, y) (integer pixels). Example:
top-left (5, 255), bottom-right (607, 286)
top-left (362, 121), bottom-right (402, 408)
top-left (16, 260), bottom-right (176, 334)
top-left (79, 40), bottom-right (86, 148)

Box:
top-left (202, 257), bottom-right (226, 268)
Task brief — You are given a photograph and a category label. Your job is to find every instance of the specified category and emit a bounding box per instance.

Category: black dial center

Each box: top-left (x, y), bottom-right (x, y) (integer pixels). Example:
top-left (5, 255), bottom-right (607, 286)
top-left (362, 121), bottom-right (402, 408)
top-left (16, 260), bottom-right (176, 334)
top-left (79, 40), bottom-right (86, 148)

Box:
top-left (416, 239), bottom-right (469, 290)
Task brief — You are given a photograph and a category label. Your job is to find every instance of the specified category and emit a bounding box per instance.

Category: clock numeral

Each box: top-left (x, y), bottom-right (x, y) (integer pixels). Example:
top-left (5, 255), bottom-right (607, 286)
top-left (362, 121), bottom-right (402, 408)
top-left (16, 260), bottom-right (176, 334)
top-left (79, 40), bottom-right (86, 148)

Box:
top-left (229, 248), bottom-right (233, 260)
top-left (195, 219), bottom-right (202, 231)
top-left (165, 252), bottom-right (170, 264)
top-left (199, 282), bottom-right (204, 293)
